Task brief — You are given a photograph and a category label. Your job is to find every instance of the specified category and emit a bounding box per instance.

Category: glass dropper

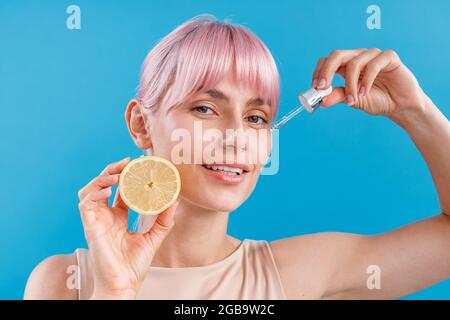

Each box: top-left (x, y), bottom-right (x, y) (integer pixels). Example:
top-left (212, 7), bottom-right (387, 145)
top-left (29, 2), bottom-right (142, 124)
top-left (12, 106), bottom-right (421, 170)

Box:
top-left (271, 105), bottom-right (305, 130)
top-left (271, 86), bottom-right (333, 130)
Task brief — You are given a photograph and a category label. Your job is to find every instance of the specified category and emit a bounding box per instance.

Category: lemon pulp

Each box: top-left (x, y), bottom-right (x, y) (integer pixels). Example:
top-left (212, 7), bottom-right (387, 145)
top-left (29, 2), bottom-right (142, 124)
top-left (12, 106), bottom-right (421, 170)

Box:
top-left (119, 156), bottom-right (181, 215)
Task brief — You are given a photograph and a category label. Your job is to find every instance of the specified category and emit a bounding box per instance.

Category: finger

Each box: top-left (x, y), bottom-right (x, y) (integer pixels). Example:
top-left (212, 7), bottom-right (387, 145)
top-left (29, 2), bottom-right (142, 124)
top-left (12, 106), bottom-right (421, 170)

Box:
top-left (78, 188), bottom-right (114, 237)
top-left (336, 65), bottom-right (346, 77)
top-left (344, 48), bottom-right (381, 106)
top-left (99, 157), bottom-right (131, 177)
top-left (78, 174), bottom-right (120, 201)
top-left (78, 157), bottom-right (129, 200)
top-left (317, 49), bottom-right (367, 89)
top-left (360, 50), bottom-right (401, 95)
top-left (78, 187), bottom-right (112, 215)
top-left (144, 201), bottom-right (179, 252)
top-left (112, 186), bottom-right (128, 211)
top-left (321, 87), bottom-right (346, 107)
top-left (312, 57), bottom-right (326, 88)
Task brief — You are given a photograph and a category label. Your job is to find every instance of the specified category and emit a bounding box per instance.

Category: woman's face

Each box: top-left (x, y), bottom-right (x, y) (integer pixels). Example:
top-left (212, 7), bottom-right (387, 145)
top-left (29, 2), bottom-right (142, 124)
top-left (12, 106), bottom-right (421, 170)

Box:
top-left (141, 73), bottom-right (274, 212)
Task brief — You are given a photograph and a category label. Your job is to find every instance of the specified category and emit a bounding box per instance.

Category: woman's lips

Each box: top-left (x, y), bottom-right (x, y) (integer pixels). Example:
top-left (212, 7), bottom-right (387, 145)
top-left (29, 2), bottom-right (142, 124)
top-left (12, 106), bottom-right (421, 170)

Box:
top-left (199, 164), bottom-right (248, 185)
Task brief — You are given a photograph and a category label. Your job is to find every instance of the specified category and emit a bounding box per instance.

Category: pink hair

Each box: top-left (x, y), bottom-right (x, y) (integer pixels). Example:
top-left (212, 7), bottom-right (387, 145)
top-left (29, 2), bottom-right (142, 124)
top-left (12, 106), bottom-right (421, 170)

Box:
top-left (137, 14), bottom-right (280, 118)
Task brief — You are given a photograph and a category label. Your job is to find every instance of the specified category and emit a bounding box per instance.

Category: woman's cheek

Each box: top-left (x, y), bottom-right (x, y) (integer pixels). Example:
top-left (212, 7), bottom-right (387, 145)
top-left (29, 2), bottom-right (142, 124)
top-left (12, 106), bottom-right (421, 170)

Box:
top-left (158, 119), bottom-right (197, 164)
top-left (254, 128), bottom-right (272, 166)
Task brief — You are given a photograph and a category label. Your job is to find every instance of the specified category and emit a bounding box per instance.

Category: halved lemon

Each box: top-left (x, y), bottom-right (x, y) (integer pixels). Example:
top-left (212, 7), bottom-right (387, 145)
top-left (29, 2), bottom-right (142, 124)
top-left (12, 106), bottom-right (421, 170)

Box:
top-left (119, 155), bottom-right (181, 215)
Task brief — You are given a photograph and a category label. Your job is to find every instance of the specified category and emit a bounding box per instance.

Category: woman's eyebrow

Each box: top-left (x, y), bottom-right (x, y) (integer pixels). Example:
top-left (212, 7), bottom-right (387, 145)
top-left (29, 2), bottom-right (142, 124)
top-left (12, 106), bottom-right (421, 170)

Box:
top-left (205, 89), bottom-right (229, 102)
top-left (205, 89), bottom-right (266, 107)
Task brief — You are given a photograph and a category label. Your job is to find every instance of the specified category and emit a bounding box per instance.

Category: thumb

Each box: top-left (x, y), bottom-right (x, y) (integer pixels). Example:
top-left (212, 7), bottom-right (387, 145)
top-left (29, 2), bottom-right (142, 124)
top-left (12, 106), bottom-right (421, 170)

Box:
top-left (144, 201), bottom-right (179, 251)
top-left (321, 86), bottom-right (346, 108)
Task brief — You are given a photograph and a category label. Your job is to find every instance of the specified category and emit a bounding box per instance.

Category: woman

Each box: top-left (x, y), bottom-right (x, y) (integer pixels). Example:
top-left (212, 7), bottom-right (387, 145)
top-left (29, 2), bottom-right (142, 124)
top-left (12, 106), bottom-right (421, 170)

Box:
top-left (24, 15), bottom-right (450, 300)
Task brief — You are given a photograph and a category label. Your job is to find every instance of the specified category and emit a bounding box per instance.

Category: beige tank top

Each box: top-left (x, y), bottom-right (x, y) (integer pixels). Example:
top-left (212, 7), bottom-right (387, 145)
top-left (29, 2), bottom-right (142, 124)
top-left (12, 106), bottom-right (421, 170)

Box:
top-left (75, 238), bottom-right (287, 300)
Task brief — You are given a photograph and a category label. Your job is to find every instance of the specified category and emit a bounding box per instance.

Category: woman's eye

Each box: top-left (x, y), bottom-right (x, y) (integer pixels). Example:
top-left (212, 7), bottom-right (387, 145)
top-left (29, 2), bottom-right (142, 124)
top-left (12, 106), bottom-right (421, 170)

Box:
top-left (192, 105), bottom-right (215, 115)
top-left (247, 115), bottom-right (267, 125)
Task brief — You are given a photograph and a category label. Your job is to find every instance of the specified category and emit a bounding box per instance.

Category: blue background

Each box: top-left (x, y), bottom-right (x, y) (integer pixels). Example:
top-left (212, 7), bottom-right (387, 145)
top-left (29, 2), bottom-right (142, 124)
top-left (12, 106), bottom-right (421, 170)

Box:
top-left (1, 0), bottom-right (449, 299)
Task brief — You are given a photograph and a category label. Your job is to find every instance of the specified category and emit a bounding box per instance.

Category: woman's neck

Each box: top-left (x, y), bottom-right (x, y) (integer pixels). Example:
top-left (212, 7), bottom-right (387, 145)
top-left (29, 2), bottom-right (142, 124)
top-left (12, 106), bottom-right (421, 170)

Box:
top-left (143, 197), bottom-right (242, 268)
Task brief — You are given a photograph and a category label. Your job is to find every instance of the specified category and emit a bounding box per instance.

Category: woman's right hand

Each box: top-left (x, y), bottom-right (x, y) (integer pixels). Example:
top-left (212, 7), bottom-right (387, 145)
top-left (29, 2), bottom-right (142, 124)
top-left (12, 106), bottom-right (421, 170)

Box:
top-left (77, 157), bottom-right (178, 299)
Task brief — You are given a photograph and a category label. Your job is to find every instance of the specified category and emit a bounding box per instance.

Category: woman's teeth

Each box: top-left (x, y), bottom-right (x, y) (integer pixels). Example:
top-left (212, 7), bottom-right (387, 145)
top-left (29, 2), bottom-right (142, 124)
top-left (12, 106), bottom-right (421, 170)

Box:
top-left (202, 164), bottom-right (243, 175)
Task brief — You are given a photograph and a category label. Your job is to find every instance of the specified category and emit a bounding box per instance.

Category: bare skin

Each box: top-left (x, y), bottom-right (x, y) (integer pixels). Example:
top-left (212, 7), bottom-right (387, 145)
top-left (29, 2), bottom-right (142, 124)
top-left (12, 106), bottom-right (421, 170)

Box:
top-left (24, 48), bottom-right (450, 299)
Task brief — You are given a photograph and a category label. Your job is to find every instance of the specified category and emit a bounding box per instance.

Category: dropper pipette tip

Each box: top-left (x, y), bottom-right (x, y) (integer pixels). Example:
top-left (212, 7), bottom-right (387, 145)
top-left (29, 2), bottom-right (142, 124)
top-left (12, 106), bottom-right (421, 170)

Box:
top-left (271, 105), bottom-right (305, 130)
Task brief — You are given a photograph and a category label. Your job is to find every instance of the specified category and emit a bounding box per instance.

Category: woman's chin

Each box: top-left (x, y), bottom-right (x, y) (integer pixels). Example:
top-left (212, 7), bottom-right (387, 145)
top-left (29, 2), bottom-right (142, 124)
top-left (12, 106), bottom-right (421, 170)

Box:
top-left (177, 164), bottom-right (256, 212)
top-left (179, 187), bottom-right (247, 213)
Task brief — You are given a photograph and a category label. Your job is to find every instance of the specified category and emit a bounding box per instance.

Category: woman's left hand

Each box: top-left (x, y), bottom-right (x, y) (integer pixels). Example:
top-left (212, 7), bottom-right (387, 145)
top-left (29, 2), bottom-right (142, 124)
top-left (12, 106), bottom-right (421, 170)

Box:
top-left (313, 48), bottom-right (429, 117)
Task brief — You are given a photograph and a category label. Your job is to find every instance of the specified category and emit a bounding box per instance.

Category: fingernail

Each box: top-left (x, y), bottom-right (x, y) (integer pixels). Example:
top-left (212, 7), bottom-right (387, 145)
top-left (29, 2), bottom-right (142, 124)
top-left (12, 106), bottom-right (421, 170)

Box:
top-left (312, 79), bottom-right (318, 88)
top-left (318, 78), bottom-right (327, 89)
top-left (346, 94), bottom-right (355, 105)
top-left (359, 86), bottom-right (366, 97)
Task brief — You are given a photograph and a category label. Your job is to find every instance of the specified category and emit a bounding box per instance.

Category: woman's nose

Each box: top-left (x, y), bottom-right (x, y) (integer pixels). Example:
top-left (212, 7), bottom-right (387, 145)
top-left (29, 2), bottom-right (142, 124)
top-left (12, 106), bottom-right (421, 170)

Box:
top-left (223, 132), bottom-right (247, 152)
top-left (221, 116), bottom-right (248, 152)
top-left (223, 113), bottom-right (245, 131)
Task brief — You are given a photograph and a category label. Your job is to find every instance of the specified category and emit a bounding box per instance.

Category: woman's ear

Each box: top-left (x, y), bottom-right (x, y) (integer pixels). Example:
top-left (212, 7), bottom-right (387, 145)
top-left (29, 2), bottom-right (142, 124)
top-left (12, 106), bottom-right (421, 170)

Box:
top-left (125, 99), bottom-right (153, 150)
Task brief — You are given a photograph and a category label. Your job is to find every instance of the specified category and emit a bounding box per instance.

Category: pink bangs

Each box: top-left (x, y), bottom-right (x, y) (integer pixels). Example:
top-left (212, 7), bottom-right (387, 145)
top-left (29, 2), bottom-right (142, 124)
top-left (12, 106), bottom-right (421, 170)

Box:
top-left (138, 14), bottom-right (280, 117)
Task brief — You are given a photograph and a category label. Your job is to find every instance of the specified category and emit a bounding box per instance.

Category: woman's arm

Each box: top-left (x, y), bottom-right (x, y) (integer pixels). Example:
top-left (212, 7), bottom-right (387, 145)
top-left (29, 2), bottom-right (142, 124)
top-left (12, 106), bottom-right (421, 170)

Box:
top-left (325, 98), bottom-right (450, 299)
top-left (272, 49), bottom-right (450, 299)
top-left (388, 97), bottom-right (450, 215)
top-left (273, 213), bottom-right (450, 299)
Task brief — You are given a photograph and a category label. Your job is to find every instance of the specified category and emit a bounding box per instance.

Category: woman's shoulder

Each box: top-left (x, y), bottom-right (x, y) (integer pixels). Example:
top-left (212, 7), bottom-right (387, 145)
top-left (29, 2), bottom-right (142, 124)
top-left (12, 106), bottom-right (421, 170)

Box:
top-left (24, 253), bottom-right (78, 300)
